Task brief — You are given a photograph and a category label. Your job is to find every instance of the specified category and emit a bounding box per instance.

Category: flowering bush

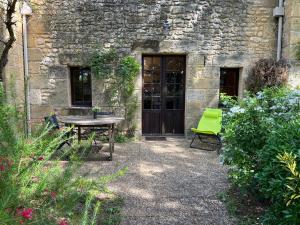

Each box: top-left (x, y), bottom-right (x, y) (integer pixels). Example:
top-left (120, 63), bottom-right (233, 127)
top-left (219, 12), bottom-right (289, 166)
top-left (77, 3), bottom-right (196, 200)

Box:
top-left (246, 58), bottom-right (289, 93)
top-left (0, 85), bottom-right (126, 224)
top-left (221, 87), bottom-right (300, 224)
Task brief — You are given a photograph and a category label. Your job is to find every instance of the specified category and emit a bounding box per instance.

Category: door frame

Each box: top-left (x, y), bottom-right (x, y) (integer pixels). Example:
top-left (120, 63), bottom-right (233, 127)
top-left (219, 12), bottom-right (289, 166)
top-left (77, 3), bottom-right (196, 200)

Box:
top-left (142, 54), bottom-right (186, 136)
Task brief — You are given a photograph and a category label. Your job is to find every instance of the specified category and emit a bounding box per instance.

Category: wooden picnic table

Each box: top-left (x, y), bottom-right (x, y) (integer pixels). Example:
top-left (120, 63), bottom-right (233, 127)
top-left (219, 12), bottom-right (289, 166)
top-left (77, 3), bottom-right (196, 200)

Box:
top-left (59, 115), bottom-right (124, 161)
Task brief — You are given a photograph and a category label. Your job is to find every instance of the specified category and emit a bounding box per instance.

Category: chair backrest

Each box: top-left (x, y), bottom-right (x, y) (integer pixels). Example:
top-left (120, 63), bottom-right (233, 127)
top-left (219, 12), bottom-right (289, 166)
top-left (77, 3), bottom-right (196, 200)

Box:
top-left (44, 114), bottom-right (60, 130)
top-left (203, 108), bottom-right (222, 119)
top-left (196, 108), bottom-right (222, 135)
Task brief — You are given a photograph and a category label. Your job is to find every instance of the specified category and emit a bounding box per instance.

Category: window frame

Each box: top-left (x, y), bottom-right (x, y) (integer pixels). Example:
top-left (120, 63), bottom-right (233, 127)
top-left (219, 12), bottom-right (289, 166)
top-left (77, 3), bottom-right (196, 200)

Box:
top-left (70, 67), bottom-right (92, 107)
top-left (220, 68), bottom-right (240, 98)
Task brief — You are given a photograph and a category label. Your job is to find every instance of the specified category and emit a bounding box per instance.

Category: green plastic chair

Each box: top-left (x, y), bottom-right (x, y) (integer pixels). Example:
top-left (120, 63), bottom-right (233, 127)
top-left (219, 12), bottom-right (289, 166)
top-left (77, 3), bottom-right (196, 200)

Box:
top-left (190, 108), bottom-right (222, 151)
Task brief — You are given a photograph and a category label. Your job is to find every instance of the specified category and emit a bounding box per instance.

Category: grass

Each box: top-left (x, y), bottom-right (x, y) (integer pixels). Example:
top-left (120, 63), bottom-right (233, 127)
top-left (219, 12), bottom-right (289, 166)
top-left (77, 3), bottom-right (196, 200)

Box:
top-left (99, 196), bottom-right (124, 225)
top-left (218, 186), bottom-right (269, 225)
top-left (96, 132), bottom-right (134, 144)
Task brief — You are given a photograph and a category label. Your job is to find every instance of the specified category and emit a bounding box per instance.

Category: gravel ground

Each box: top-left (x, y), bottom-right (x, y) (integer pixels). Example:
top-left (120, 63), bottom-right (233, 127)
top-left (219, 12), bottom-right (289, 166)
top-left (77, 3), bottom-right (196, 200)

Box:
top-left (79, 138), bottom-right (234, 225)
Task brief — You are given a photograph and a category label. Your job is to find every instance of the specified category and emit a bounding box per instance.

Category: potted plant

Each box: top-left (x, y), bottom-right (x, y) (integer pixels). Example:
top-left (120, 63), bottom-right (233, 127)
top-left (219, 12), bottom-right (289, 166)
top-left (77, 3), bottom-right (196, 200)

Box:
top-left (92, 106), bottom-right (101, 119)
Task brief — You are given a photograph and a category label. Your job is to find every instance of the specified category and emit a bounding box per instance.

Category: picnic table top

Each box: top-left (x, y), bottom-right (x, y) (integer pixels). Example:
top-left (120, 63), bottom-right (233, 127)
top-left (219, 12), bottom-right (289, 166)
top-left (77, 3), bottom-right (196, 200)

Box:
top-left (59, 115), bottom-right (124, 126)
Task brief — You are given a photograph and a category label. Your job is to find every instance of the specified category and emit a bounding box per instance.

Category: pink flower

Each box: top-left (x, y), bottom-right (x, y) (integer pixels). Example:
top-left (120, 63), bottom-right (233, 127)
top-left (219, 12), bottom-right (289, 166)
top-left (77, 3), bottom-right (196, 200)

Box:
top-left (58, 218), bottom-right (69, 225)
top-left (38, 156), bottom-right (45, 161)
top-left (20, 208), bottom-right (33, 220)
top-left (0, 157), bottom-right (13, 172)
top-left (50, 191), bottom-right (57, 199)
top-left (0, 165), bottom-right (5, 171)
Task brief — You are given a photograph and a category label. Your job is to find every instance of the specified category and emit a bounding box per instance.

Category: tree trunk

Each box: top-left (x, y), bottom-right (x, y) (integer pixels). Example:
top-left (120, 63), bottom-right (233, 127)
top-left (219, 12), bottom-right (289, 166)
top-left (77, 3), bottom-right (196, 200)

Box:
top-left (0, 0), bottom-right (18, 85)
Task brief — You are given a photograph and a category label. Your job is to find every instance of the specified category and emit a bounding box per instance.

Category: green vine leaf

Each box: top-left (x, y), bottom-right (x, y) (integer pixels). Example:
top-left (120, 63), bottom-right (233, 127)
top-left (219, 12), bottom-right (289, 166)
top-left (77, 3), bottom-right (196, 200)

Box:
top-left (90, 49), bottom-right (140, 134)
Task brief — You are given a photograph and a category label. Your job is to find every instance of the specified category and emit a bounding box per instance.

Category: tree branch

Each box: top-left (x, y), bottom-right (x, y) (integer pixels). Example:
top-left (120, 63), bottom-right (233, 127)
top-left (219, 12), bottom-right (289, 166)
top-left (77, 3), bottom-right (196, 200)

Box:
top-left (0, 0), bottom-right (18, 81)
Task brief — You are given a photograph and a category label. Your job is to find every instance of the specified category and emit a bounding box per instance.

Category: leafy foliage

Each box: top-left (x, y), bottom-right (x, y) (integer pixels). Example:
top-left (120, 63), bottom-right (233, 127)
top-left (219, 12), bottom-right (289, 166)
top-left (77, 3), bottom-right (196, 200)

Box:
top-left (0, 85), bottom-right (126, 224)
top-left (246, 58), bottom-right (289, 93)
top-left (221, 87), bottom-right (300, 224)
top-left (90, 49), bottom-right (140, 136)
top-left (91, 49), bottom-right (118, 80)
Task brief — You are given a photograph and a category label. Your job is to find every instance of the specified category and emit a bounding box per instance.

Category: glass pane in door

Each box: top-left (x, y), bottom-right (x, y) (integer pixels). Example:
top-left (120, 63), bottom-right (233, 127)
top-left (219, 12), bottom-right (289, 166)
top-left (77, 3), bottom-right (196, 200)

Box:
top-left (143, 55), bottom-right (185, 135)
top-left (142, 56), bottom-right (162, 135)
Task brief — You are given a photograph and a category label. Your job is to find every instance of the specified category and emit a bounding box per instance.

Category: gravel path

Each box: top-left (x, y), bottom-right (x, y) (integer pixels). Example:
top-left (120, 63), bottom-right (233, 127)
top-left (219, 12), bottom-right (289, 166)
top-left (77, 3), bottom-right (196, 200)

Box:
top-left (80, 138), bottom-right (234, 225)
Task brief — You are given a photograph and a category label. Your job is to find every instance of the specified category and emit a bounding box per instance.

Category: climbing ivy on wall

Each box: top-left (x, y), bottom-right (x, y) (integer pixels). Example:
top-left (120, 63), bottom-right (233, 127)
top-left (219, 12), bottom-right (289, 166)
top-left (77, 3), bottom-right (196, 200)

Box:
top-left (90, 49), bottom-right (140, 136)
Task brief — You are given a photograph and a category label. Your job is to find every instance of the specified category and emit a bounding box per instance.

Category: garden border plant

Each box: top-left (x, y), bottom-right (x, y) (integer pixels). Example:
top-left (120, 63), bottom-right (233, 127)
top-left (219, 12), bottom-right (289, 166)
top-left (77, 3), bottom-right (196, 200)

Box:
top-left (0, 84), bottom-right (128, 225)
top-left (220, 87), bottom-right (300, 225)
top-left (246, 58), bottom-right (289, 94)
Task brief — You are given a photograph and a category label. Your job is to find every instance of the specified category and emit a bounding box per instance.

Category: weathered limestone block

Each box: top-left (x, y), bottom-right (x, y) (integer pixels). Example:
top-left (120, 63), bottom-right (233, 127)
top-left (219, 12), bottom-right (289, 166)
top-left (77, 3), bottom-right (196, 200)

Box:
top-left (31, 105), bottom-right (54, 119)
top-left (186, 79), bottom-right (219, 89)
top-left (30, 75), bottom-right (49, 89)
top-left (28, 16), bottom-right (50, 34)
top-left (30, 89), bottom-right (42, 105)
top-left (48, 79), bottom-right (69, 107)
top-left (186, 89), bottom-right (206, 103)
top-left (29, 62), bottom-right (41, 75)
top-left (186, 102), bottom-right (203, 119)
top-left (48, 66), bottom-right (69, 79)
top-left (28, 48), bottom-right (43, 62)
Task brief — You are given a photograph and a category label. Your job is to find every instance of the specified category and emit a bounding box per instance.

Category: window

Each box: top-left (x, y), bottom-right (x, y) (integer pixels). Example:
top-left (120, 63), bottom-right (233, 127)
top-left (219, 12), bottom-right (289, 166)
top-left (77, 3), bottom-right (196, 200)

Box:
top-left (70, 67), bottom-right (92, 107)
top-left (220, 68), bottom-right (239, 97)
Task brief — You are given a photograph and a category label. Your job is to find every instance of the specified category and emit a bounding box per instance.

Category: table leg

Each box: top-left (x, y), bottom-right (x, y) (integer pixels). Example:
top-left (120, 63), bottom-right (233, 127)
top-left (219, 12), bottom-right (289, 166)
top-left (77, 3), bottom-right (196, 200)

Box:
top-left (109, 124), bottom-right (115, 161)
top-left (77, 126), bottom-right (81, 143)
top-left (112, 124), bottom-right (115, 153)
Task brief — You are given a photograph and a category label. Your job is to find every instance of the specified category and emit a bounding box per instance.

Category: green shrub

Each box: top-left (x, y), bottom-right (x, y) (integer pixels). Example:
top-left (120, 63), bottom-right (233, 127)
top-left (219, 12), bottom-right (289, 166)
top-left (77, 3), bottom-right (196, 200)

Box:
top-left (221, 87), bottom-right (300, 224)
top-left (90, 49), bottom-right (140, 135)
top-left (0, 85), bottom-right (126, 224)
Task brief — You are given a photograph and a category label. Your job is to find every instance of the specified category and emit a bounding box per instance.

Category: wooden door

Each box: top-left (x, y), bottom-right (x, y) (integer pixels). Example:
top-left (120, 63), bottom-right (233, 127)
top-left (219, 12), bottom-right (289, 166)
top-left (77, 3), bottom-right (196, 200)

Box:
top-left (142, 55), bottom-right (186, 135)
top-left (142, 56), bottom-right (162, 135)
top-left (220, 68), bottom-right (239, 97)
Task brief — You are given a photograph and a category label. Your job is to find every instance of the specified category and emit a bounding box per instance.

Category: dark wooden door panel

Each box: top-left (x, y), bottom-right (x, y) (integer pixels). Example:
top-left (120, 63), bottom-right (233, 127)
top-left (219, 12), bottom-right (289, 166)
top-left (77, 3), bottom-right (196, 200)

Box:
top-left (164, 110), bottom-right (184, 134)
top-left (142, 55), bottom-right (186, 135)
top-left (163, 56), bottom-right (185, 135)
top-left (142, 111), bottom-right (161, 135)
top-left (142, 56), bottom-right (162, 135)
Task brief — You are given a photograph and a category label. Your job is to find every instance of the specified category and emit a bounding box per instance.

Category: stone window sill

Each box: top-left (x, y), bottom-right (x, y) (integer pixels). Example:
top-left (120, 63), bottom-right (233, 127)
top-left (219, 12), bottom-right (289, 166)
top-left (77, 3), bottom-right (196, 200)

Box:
top-left (69, 106), bottom-right (92, 109)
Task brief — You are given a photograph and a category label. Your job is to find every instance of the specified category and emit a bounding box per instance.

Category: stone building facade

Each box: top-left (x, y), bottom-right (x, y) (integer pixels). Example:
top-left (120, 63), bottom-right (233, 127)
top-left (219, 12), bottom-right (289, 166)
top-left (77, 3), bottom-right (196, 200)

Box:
top-left (1, 1), bottom-right (25, 104)
top-left (2, 0), bottom-right (300, 137)
top-left (283, 0), bottom-right (300, 87)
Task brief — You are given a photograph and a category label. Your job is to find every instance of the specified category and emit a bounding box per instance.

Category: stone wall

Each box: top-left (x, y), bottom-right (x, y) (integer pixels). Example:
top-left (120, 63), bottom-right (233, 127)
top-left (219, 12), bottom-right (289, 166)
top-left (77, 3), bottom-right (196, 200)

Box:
top-left (1, 2), bottom-right (24, 105)
top-left (24, 0), bottom-right (278, 136)
top-left (283, 0), bottom-right (300, 88)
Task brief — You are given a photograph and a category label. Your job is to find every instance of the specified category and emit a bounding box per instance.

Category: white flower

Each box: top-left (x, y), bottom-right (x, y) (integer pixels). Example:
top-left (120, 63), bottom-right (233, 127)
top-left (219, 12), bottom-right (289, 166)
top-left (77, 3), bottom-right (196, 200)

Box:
top-left (266, 118), bottom-right (275, 124)
top-left (230, 106), bottom-right (245, 114)
top-left (254, 106), bottom-right (264, 112)
top-left (291, 89), bottom-right (300, 96)
top-left (256, 91), bottom-right (264, 100)
top-left (288, 97), bottom-right (299, 106)
top-left (225, 112), bottom-right (234, 117)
